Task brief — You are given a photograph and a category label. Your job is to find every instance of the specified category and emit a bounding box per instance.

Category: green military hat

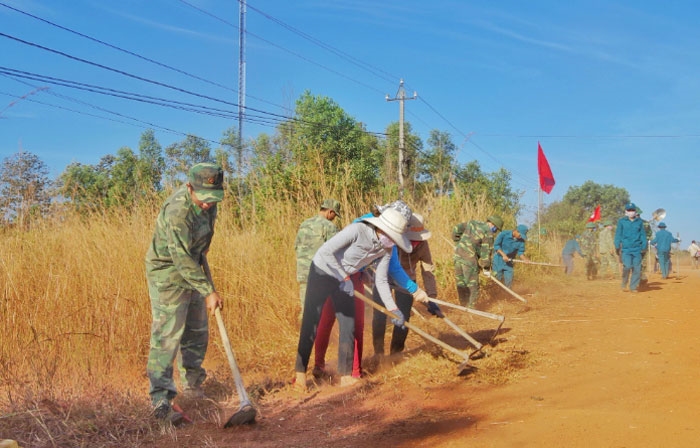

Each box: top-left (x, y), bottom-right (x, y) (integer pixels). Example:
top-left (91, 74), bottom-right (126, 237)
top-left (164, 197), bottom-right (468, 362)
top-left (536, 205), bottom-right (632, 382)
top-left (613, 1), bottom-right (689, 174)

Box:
top-left (320, 199), bottom-right (341, 217)
top-left (188, 163), bottom-right (224, 203)
top-left (486, 215), bottom-right (504, 230)
top-left (603, 219), bottom-right (613, 226)
top-left (585, 222), bottom-right (596, 229)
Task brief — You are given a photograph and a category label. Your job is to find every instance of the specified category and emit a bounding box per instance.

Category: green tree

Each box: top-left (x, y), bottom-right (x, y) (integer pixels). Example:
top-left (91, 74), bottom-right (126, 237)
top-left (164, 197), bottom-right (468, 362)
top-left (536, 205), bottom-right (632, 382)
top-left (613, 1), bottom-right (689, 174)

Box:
top-left (418, 129), bottom-right (457, 195)
top-left (0, 151), bottom-right (51, 227)
top-left (541, 181), bottom-right (630, 235)
top-left (164, 134), bottom-right (212, 188)
top-left (137, 129), bottom-right (164, 192)
top-left (453, 160), bottom-right (520, 213)
top-left (57, 162), bottom-right (106, 212)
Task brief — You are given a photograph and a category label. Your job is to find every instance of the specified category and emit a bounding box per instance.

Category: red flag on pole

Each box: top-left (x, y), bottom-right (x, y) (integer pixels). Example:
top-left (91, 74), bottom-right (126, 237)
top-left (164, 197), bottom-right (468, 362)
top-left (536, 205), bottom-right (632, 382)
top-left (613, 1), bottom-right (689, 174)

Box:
top-left (588, 205), bottom-right (601, 222)
top-left (537, 142), bottom-right (555, 194)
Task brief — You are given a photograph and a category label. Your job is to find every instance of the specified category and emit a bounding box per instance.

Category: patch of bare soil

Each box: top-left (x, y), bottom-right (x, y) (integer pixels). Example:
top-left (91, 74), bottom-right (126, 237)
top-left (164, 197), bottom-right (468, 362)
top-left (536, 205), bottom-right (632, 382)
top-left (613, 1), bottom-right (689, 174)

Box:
top-left (153, 267), bottom-right (700, 447)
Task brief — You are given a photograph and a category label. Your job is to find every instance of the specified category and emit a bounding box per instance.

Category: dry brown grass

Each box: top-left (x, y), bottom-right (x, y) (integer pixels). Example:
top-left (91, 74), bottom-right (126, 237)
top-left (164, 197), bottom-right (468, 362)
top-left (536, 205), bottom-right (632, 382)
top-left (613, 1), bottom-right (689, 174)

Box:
top-left (0, 180), bottom-right (552, 446)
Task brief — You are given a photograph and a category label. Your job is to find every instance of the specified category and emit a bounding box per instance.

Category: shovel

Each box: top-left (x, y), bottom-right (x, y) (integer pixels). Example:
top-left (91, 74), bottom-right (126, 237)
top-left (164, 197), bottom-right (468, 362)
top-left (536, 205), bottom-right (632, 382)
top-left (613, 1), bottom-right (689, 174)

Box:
top-left (203, 258), bottom-right (257, 426)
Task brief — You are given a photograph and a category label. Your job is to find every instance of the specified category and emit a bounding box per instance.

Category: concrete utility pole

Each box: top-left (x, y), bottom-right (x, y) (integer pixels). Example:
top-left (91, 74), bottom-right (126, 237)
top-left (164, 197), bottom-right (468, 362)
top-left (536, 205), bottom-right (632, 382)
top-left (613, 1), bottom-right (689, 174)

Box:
top-left (237, 0), bottom-right (246, 211)
top-left (386, 79), bottom-right (417, 197)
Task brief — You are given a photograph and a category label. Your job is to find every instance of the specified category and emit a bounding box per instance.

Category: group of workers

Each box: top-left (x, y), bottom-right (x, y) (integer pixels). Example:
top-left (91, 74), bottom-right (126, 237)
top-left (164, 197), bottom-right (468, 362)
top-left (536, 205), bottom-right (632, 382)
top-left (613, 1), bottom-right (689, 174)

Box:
top-left (143, 162), bottom-right (688, 427)
top-left (562, 202), bottom-right (681, 292)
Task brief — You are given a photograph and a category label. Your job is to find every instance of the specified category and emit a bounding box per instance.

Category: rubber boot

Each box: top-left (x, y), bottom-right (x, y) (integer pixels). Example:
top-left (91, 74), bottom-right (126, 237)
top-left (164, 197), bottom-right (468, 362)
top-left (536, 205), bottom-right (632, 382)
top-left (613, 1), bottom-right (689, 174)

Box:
top-left (457, 286), bottom-right (470, 307)
top-left (468, 288), bottom-right (480, 309)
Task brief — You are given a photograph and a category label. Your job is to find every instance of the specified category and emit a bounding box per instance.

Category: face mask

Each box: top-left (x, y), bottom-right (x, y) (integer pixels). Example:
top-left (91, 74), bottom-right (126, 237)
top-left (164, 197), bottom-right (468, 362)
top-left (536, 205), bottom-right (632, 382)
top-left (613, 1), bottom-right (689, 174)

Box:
top-left (625, 211), bottom-right (636, 218)
top-left (378, 233), bottom-right (395, 249)
top-left (490, 225), bottom-right (498, 233)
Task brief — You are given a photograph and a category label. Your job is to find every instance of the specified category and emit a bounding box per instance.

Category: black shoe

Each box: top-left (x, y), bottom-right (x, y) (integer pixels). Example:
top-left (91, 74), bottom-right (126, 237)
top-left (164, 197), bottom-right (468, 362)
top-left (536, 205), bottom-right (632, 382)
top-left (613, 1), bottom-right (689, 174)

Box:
top-left (154, 400), bottom-right (185, 426)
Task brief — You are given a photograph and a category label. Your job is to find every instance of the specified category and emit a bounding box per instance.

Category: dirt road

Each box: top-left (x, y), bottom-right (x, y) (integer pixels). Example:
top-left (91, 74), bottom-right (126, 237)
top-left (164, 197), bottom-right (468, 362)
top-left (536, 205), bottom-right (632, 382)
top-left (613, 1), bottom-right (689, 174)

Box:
top-left (170, 267), bottom-right (700, 447)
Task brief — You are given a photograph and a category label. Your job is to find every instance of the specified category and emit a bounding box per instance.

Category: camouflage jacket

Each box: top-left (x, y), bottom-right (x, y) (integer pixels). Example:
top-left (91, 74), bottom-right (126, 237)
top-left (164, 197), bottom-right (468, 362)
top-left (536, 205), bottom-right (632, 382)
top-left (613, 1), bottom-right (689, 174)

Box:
top-left (294, 215), bottom-right (339, 281)
top-left (580, 230), bottom-right (597, 256)
top-left (598, 227), bottom-right (615, 254)
top-left (145, 185), bottom-right (217, 297)
top-left (452, 220), bottom-right (494, 262)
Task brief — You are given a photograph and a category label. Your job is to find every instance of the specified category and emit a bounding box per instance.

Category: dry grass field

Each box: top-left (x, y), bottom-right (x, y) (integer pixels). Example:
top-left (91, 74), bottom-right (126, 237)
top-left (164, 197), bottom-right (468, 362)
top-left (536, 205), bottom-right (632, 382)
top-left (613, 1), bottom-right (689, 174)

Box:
top-left (3, 194), bottom-right (696, 447)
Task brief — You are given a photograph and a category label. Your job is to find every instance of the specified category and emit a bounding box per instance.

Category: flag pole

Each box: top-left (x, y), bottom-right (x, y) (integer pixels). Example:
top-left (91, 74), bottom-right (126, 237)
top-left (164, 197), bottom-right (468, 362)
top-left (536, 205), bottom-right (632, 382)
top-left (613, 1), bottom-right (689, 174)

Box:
top-left (538, 186), bottom-right (542, 251)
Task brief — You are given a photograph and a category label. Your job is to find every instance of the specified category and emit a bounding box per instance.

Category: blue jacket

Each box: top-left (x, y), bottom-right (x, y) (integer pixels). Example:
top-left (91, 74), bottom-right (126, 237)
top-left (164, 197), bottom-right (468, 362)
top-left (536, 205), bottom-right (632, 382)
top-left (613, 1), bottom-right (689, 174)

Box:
top-left (493, 230), bottom-right (525, 271)
top-left (614, 216), bottom-right (647, 254)
top-left (355, 213), bottom-right (417, 293)
top-left (562, 239), bottom-right (584, 257)
top-left (650, 229), bottom-right (679, 252)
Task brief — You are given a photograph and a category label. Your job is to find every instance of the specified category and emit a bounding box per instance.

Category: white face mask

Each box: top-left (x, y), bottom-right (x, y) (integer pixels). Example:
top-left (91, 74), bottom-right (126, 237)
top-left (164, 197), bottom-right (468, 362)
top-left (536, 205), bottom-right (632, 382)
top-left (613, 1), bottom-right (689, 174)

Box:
top-left (378, 233), bottom-right (395, 249)
top-left (625, 210), bottom-right (636, 218)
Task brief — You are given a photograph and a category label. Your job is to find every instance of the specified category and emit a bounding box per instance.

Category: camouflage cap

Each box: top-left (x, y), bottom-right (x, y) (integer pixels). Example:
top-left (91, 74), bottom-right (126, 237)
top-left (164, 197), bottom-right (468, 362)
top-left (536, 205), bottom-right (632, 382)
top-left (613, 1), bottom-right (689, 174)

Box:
top-left (320, 199), bottom-right (341, 217)
top-left (188, 162), bottom-right (224, 203)
top-left (486, 215), bottom-right (504, 230)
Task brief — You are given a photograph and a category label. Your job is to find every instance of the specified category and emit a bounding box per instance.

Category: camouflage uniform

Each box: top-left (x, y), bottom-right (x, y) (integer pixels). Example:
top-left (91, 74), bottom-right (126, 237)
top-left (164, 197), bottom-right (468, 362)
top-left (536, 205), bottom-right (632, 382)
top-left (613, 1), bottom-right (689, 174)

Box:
top-left (580, 226), bottom-right (599, 280)
top-left (452, 220), bottom-right (495, 308)
top-left (145, 163), bottom-right (223, 408)
top-left (294, 204), bottom-right (340, 313)
top-left (597, 223), bottom-right (617, 279)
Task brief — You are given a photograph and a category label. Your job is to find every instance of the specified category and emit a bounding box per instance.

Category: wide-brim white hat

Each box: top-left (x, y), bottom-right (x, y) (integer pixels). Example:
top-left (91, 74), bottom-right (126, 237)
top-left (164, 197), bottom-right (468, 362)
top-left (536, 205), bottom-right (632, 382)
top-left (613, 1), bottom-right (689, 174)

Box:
top-left (362, 208), bottom-right (412, 253)
top-left (405, 213), bottom-right (432, 241)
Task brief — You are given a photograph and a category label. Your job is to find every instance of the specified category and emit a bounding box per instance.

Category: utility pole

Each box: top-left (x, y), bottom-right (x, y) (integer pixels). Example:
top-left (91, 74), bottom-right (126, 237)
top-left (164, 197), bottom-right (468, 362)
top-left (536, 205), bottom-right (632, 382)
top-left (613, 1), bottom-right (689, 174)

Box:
top-left (386, 79), bottom-right (417, 197)
top-left (237, 0), bottom-right (246, 214)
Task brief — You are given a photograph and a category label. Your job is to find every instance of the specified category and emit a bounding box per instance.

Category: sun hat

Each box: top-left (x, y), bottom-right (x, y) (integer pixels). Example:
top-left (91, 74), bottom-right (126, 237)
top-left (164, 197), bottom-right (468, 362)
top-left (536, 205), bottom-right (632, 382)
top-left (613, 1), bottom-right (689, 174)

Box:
top-left (320, 199), bottom-right (341, 217)
top-left (188, 163), bottom-right (224, 203)
top-left (516, 224), bottom-right (529, 241)
top-left (362, 208), bottom-right (411, 253)
top-left (406, 213), bottom-right (432, 241)
top-left (486, 215), bottom-right (504, 230)
top-left (377, 200), bottom-right (413, 227)
top-left (657, 222), bottom-right (667, 228)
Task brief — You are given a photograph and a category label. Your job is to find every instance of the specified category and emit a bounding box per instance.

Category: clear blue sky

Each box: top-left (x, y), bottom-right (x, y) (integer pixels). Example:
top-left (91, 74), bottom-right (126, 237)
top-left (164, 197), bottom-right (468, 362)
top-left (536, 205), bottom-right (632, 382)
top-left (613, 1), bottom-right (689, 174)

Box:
top-left (1, 1), bottom-right (698, 243)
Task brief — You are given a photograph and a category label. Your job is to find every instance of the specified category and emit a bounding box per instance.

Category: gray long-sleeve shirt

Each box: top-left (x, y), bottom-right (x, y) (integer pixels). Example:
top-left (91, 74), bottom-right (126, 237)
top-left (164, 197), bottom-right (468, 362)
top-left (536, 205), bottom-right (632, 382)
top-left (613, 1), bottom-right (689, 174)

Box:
top-left (312, 221), bottom-right (397, 310)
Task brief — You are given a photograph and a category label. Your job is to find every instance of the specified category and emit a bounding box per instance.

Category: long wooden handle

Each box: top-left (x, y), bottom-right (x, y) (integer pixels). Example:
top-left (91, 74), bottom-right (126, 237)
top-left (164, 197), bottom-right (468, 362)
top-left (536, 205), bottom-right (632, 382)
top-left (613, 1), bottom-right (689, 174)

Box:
top-left (486, 275), bottom-right (528, 303)
top-left (353, 290), bottom-right (470, 361)
top-left (442, 317), bottom-right (482, 350)
top-left (427, 298), bottom-right (505, 322)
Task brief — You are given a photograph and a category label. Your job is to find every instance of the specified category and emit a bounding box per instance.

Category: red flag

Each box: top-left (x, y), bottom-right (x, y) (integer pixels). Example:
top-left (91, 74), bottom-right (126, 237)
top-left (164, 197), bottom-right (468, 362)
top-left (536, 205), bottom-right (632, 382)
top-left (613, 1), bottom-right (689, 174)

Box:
top-left (588, 205), bottom-right (601, 222)
top-left (537, 142), bottom-right (555, 194)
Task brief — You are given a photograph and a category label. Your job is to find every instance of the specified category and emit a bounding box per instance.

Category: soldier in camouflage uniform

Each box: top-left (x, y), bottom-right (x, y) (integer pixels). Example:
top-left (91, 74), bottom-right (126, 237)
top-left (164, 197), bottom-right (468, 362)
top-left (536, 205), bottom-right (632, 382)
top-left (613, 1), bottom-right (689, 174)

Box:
top-left (598, 219), bottom-right (617, 279)
top-left (145, 163), bottom-right (225, 425)
top-left (580, 222), bottom-right (599, 280)
top-left (294, 199), bottom-right (341, 316)
top-left (452, 215), bottom-right (503, 308)
top-left (636, 207), bottom-right (653, 285)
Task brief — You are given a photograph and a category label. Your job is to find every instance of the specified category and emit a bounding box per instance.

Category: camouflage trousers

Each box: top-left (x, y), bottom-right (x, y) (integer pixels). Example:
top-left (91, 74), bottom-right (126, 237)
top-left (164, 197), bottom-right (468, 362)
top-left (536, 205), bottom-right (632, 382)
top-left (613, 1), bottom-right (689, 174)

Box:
top-left (147, 280), bottom-right (209, 405)
top-left (598, 252), bottom-right (618, 278)
top-left (584, 255), bottom-right (599, 280)
top-left (454, 255), bottom-right (480, 307)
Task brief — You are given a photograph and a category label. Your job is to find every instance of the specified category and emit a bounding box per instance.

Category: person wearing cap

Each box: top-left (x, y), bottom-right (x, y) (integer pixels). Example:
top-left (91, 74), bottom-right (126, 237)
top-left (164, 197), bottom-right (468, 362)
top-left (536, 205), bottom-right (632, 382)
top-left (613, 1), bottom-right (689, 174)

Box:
top-left (295, 207), bottom-right (413, 389)
top-left (580, 222), bottom-right (599, 280)
top-left (598, 219), bottom-right (617, 279)
top-left (452, 215), bottom-right (503, 308)
top-left (650, 222), bottom-right (680, 279)
top-left (635, 207), bottom-right (653, 284)
top-left (145, 162), bottom-right (225, 425)
top-left (312, 200), bottom-right (433, 378)
top-left (372, 212), bottom-right (441, 356)
top-left (492, 224), bottom-right (529, 288)
top-left (562, 235), bottom-right (585, 275)
top-left (614, 202), bottom-right (648, 292)
top-left (294, 199), bottom-right (341, 317)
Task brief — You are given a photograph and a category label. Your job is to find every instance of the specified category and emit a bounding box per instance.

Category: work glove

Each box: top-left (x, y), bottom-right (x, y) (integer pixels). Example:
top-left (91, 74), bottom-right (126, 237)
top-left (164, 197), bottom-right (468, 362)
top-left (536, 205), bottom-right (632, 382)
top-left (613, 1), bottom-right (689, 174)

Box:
top-left (412, 288), bottom-right (430, 303)
top-left (340, 278), bottom-right (354, 296)
top-left (390, 309), bottom-right (406, 329)
top-left (478, 259), bottom-right (491, 269)
top-left (426, 301), bottom-right (444, 318)
top-left (482, 269), bottom-right (491, 277)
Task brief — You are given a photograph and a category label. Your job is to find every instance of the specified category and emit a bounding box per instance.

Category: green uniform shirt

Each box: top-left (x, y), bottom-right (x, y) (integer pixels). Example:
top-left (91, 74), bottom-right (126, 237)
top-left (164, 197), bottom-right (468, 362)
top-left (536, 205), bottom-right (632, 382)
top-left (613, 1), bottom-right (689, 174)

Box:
top-left (145, 185), bottom-right (216, 297)
top-left (294, 215), bottom-right (339, 281)
top-left (452, 220), bottom-right (494, 263)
